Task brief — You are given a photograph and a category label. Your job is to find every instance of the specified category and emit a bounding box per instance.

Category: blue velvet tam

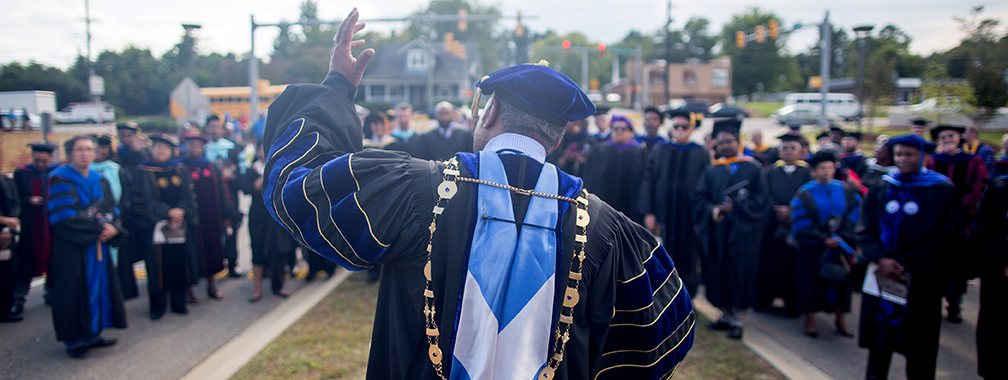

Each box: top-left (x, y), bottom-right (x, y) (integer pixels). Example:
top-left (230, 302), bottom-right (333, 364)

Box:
top-left (474, 63), bottom-right (596, 128)
top-left (610, 114), bottom-right (634, 129)
top-left (888, 134), bottom-right (936, 154)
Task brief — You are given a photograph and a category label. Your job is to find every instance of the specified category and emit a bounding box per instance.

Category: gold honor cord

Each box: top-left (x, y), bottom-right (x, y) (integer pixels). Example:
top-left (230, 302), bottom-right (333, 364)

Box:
top-left (423, 157), bottom-right (590, 380)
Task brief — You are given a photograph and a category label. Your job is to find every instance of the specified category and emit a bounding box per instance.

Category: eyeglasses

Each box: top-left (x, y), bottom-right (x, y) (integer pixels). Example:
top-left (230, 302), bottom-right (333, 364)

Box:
top-left (611, 126), bottom-right (631, 132)
top-left (672, 124), bottom-right (691, 130)
top-left (779, 145), bottom-right (799, 150)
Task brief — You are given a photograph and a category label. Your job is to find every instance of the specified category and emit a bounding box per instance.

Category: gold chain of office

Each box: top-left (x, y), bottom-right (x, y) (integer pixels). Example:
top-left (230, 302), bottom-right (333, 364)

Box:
top-left (421, 156), bottom-right (591, 380)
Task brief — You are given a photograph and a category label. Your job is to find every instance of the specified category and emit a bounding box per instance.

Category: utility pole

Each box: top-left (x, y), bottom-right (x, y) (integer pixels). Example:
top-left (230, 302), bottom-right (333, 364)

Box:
top-left (84, 0), bottom-right (100, 103)
top-left (818, 11), bottom-right (831, 128)
top-left (664, 0), bottom-right (673, 105)
top-left (853, 25), bottom-right (873, 132)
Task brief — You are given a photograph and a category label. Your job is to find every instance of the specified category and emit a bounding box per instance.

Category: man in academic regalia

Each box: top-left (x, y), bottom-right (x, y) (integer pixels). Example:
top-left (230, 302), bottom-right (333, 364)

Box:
top-left (693, 119), bottom-right (770, 339)
top-left (180, 133), bottom-right (226, 300)
top-left (972, 171), bottom-right (1008, 380)
top-left (910, 117), bottom-right (930, 139)
top-left (635, 107), bottom-right (667, 150)
top-left (90, 134), bottom-right (139, 300)
top-left (592, 106), bottom-right (611, 142)
top-left (829, 125), bottom-right (845, 145)
top-left (241, 142), bottom-right (293, 301)
top-left (840, 131), bottom-right (869, 179)
top-left (114, 123), bottom-right (150, 170)
top-left (582, 115), bottom-right (646, 222)
top-left (390, 102), bottom-right (417, 144)
top-left (755, 134), bottom-right (811, 314)
top-left (546, 118), bottom-right (595, 177)
top-left (409, 101), bottom-right (474, 161)
top-left (260, 10), bottom-right (694, 379)
top-left (639, 108), bottom-right (709, 298)
top-left (963, 127), bottom-right (997, 172)
top-left (858, 134), bottom-right (961, 380)
top-left (205, 116), bottom-right (245, 278)
top-left (47, 135), bottom-right (127, 358)
top-left (135, 134), bottom-right (197, 320)
top-left (11, 142), bottom-right (56, 313)
top-left (925, 125), bottom-right (989, 323)
top-left (748, 131), bottom-right (777, 166)
top-left (0, 171), bottom-right (22, 322)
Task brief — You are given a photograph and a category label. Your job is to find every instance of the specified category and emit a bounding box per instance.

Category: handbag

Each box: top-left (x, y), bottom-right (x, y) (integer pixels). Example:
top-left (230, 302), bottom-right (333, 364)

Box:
top-left (818, 249), bottom-right (851, 283)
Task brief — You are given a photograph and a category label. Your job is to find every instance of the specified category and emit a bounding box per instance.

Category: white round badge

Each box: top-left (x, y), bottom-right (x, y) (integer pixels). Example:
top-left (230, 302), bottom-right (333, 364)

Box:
top-left (903, 201), bottom-right (919, 215)
top-left (885, 200), bottom-right (900, 214)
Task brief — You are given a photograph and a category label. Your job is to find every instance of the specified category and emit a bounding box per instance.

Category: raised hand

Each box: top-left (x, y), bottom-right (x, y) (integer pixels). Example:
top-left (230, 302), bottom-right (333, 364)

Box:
top-left (329, 8), bottom-right (375, 88)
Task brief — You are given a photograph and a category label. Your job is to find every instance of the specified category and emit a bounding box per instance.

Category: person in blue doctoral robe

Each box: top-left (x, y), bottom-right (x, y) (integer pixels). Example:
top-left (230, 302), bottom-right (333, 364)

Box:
top-left (259, 9), bottom-right (694, 380)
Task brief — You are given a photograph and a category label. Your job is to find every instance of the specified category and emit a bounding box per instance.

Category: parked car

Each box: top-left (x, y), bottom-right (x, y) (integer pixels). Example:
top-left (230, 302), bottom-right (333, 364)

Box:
top-left (708, 103), bottom-right (751, 120)
top-left (771, 105), bottom-right (839, 125)
top-left (908, 97), bottom-right (962, 114)
top-left (55, 102), bottom-right (115, 124)
top-left (668, 99), bottom-right (711, 117)
top-left (0, 109), bottom-right (41, 130)
top-left (784, 93), bottom-right (861, 120)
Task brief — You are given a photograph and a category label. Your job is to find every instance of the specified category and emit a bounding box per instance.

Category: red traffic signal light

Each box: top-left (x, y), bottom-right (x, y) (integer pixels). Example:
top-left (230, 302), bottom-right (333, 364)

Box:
top-left (562, 40), bottom-right (571, 49)
top-left (735, 31), bottom-right (745, 48)
top-left (598, 43), bottom-right (606, 53)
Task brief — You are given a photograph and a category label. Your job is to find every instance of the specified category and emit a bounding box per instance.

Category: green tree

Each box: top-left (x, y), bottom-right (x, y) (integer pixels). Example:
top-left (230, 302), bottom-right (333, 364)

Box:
top-left (403, 0), bottom-right (502, 72)
top-left (720, 8), bottom-right (799, 96)
top-left (918, 63), bottom-right (976, 125)
top-left (91, 47), bottom-right (172, 116)
top-left (0, 62), bottom-right (89, 109)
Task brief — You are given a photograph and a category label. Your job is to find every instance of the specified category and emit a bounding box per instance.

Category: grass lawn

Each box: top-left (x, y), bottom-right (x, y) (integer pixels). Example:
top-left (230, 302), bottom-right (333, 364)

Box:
top-left (740, 102), bottom-right (783, 118)
top-left (232, 273), bottom-right (785, 380)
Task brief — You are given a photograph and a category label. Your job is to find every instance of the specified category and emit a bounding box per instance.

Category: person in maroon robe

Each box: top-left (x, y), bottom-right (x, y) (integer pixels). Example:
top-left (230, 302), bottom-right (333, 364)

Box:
top-left (12, 142), bottom-right (56, 313)
top-left (180, 134), bottom-right (227, 300)
top-left (925, 125), bottom-right (989, 323)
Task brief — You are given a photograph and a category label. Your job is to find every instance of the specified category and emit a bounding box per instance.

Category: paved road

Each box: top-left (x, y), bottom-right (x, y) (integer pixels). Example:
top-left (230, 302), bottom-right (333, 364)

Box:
top-left (0, 195), bottom-right (326, 380)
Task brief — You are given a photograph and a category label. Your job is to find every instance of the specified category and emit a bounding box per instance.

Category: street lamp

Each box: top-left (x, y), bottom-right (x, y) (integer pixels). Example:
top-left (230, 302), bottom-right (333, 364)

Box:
top-left (853, 24), bottom-right (873, 132)
top-left (182, 23), bottom-right (202, 80)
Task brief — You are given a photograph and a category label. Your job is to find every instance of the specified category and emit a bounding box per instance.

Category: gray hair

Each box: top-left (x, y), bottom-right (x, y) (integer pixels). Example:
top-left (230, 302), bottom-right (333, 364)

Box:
top-left (394, 102), bottom-right (413, 112)
top-left (495, 95), bottom-right (563, 149)
top-left (435, 101), bottom-right (454, 113)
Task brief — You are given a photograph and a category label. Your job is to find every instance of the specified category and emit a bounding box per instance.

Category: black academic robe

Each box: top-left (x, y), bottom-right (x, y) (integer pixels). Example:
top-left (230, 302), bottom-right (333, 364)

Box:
top-left (91, 160), bottom-right (140, 300)
top-left (240, 160), bottom-right (297, 291)
top-left (261, 71), bottom-right (695, 380)
top-left (134, 162), bottom-right (197, 293)
top-left (757, 162), bottom-right (811, 311)
top-left (0, 175), bottom-right (21, 315)
top-left (790, 180), bottom-right (860, 314)
top-left (638, 141), bottom-right (710, 297)
top-left (547, 131), bottom-right (596, 177)
top-left (13, 164), bottom-right (54, 279)
top-left (182, 159), bottom-right (228, 278)
top-left (693, 158), bottom-right (770, 310)
top-left (582, 141), bottom-right (647, 222)
top-left (115, 145), bottom-right (150, 170)
top-left (857, 173), bottom-right (961, 379)
top-left (408, 126), bottom-right (473, 161)
top-left (972, 176), bottom-right (1008, 379)
top-left (841, 154), bottom-right (869, 179)
top-left (47, 171), bottom-right (128, 343)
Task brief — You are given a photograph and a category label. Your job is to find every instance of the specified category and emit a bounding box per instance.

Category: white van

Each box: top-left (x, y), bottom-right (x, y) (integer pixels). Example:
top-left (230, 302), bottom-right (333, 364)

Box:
top-left (784, 93), bottom-right (861, 120)
top-left (55, 102), bottom-right (116, 124)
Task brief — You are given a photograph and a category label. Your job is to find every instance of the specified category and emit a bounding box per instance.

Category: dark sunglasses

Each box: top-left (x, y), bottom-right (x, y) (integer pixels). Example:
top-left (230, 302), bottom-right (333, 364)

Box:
top-left (672, 124), bottom-right (691, 130)
top-left (612, 126), bottom-right (631, 132)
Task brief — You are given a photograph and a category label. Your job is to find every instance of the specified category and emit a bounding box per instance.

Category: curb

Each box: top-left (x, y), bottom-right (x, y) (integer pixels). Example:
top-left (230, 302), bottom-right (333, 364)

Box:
top-left (179, 268), bottom-right (353, 380)
top-left (692, 296), bottom-right (833, 380)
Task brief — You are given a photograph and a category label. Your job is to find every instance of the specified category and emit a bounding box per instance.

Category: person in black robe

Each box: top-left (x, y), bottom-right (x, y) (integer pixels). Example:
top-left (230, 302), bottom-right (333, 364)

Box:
top-left (972, 172), bottom-right (1008, 380)
top-left (582, 115), bottom-right (646, 222)
top-left (0, 172), bottom-right (22, 322)
top-left (241, 142), bottom-right (293, 301)
top-left (47, 135), bottom-right (127, 358)
top-left (545, 118), bottom-right (595, 177)
top-left (790, 151), bottom-right (860, 338)
top-left (592, 106), bottom-right (611, 142)
top-left (635, 107), bottom-right (667, 151)
top-left (259, 15), bottom-right (694, 379)
top-left (840, 131), bottom-right (869, 179)
top-left (114, 123), bottom-right (151, 170)
top-left (693, 119), bottom-right (770, 339)
top-left (90, 134), bottom-right (139, 301)
top-left (180, 134), bottom-right (226, 300)
top-left (748, 131), bottom-right (778, 166)
top-left (857, 134), bottom-right (962, 380)
top-left (925, 125), bottom-right (989, 323)
top-left (639, 109), bottom-right (709, 298)
top-left (363, 110), bottom-right (407, 152)
top-left (205, 116), bottom-right (246, 278)
top-left (755, 134), bottom-right (811, 314)
top-left (408, 101), bottom-right (473, 161)
top-left (135, 134), bottom-right (197, 320)
top-left (11, 142), bottom-right (56, 313)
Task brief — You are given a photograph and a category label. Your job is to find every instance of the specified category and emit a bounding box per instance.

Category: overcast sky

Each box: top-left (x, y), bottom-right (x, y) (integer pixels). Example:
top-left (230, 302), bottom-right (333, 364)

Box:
top-left (3, 0), bottom-right (1006, 70)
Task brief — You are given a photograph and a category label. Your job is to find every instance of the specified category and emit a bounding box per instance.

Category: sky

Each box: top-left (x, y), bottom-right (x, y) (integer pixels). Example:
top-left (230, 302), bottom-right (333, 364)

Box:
top-left (3, 0), bottom-right (1007, 70)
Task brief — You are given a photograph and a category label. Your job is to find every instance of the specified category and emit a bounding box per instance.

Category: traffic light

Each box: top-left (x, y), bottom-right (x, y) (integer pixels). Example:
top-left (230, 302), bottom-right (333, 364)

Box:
top-left (457, 9), bottom-right (468, 31)
top-left (562, 40), bottom-right (571, 49)
top-left (769, 20), bottom-right (779, 39)
top-left (735, 31), bottom-right (745, 48)
top-left (755, 25), bottom-right (765, 43)
top-left (597, 43), bottom-right (606, 54)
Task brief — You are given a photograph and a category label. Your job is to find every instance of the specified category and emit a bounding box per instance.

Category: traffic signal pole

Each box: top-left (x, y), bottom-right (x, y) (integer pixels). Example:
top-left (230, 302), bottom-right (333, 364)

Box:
top-left (818, 11), bottom-right (831, 128)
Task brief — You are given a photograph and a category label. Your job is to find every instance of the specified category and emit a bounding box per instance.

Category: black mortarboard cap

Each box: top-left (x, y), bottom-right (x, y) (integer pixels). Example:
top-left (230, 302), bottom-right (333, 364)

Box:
top-left (474, 63), bottom-right (595, 128)
top-left (829, 125), bottom-right (845, 134)
top-left (777, 133), bottom-right (802, 143)
top-left (149, 133), bottom-right (178, 147)
top-left (94, 133), bottom-right (115, 146)
top-left (712, 119), bottom-right (741, 137)
top-left (665, 108), bottom-right (702, 128)
top-left (816, 132), bottom-right (831, 140)
top-left (929, 125), bottom-right (966, 141)
top-left (909, 117), bottom-right (930, 126)
top-left (844, 131), bottom-right (863, 140)
top-left (27, 142), bottom-right (56, 153)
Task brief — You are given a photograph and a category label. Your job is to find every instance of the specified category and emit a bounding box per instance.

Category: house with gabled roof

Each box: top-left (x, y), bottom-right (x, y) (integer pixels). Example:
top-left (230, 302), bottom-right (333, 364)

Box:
top-left (359, 37), bottom-right (482, 110)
